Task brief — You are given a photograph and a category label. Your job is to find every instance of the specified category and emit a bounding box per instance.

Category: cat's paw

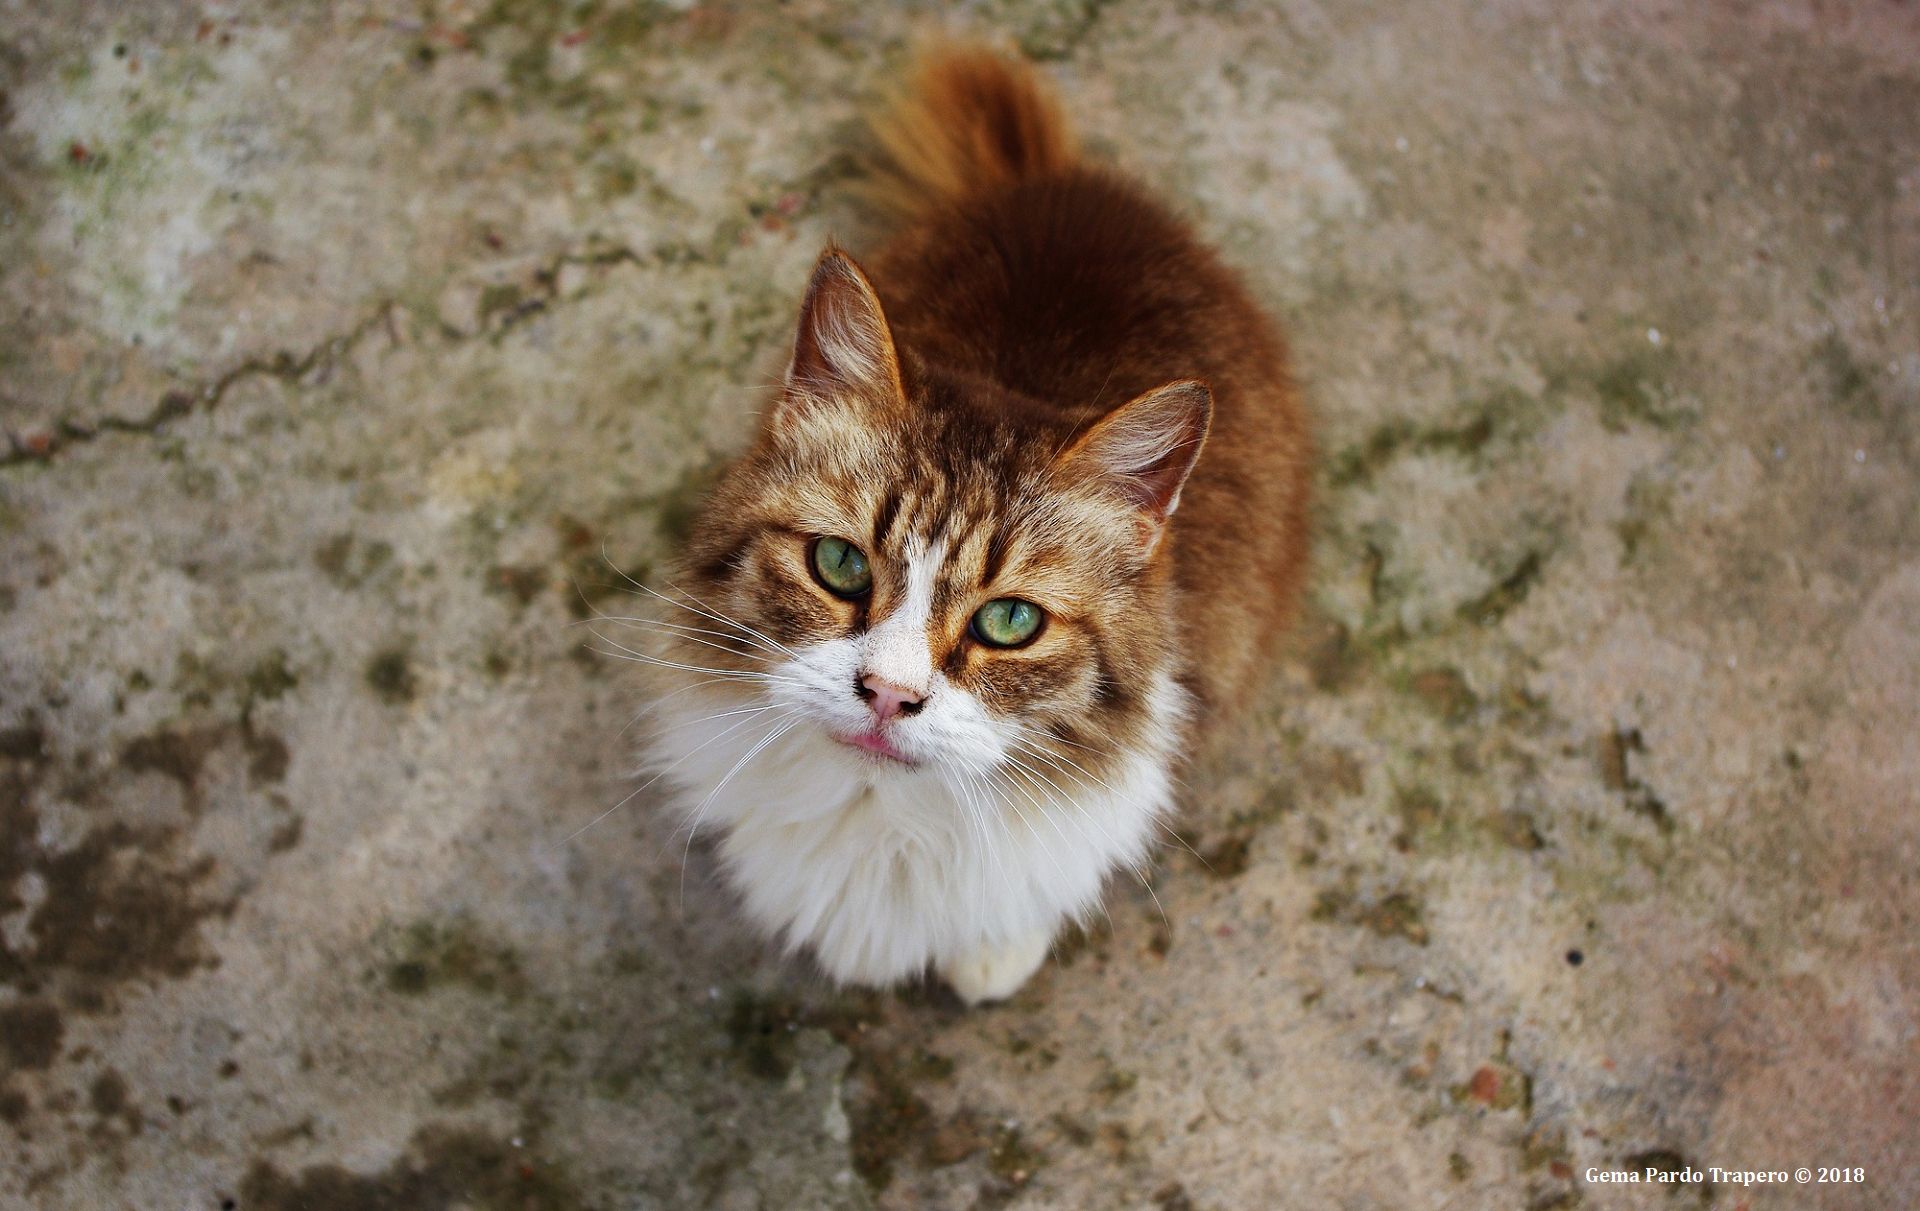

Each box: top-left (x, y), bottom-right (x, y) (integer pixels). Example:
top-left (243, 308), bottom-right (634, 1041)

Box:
top-left (939, 931), bottom-right (1052, 1006)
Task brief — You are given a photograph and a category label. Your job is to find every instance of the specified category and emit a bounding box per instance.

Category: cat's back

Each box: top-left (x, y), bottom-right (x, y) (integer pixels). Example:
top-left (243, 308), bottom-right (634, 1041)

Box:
top-left (860, 45), bottom-right (1311, 708)
top-left (873, 166), bottom-right (1269, 412)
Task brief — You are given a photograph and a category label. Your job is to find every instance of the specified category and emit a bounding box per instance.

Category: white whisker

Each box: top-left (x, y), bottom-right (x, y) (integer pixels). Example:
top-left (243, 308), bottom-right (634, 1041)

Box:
top-left (936, 753), bottom-right (1003, 913)
top-left (549, 704), bottom-right (779, 851)
top-left (677, 712), bottom-right (802, 912)
top-left (1009, 735), bottom-right (1209, 871)
top-left (976, 760), bottom-right (1109, 933)
top-left (582, 629), bottom-right (805, 686)
top-left (576, 614), bottom-right (781, 665)
top-left (1000, 747), bottom-right (1165, 933)
top-left (623, 572), bottom-right (797, 659)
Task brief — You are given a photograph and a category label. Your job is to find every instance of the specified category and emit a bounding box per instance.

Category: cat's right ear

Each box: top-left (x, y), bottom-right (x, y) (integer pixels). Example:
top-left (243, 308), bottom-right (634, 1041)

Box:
top-left (771, 247), bottom-right (904, 431)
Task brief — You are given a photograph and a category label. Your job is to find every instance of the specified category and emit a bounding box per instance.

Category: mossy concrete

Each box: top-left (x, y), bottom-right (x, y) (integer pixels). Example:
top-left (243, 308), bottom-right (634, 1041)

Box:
top-left (3, 2), bottom-right (1917, 1208)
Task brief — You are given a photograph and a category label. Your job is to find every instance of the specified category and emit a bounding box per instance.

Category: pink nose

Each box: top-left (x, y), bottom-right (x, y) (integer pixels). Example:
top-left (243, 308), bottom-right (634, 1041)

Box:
top-left (858, 674), bottom-right (925, 723)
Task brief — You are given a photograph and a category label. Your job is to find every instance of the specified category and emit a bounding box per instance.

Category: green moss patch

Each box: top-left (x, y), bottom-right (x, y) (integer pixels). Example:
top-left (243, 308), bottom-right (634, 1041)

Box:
top-left (382, 920), bottom-right (527, 1000)
top-left (239, 1121), bottom-right (585, 1211)
top-left (365, 647), bottom-right (418, 704)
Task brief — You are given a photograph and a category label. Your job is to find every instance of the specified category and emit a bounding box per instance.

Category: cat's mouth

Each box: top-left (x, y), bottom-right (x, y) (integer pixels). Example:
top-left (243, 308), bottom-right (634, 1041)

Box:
top-left (833, 728), bottom-right (917, 767)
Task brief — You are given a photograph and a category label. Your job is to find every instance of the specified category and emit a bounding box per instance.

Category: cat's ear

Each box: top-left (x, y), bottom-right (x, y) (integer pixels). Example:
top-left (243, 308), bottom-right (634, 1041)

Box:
top-left (1057, 380), bottom-right (1212, 546)
top-left (773, 247), bottom-right (904, 427)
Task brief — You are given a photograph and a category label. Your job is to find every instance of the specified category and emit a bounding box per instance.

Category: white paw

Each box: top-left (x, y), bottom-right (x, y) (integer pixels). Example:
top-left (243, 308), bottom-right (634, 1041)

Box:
top-left (939, 931), bottom-right (1052, 1005)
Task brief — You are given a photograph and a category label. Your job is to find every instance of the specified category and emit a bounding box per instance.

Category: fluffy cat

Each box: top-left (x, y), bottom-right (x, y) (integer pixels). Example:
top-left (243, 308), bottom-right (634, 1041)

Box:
top-left (639, 44), bottom-right (1310, 1003)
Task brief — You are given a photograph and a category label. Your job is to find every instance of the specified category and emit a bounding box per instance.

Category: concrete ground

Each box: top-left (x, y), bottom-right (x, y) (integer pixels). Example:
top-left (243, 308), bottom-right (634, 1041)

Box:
top-left (2, 1), bottom-right (1916, 1208)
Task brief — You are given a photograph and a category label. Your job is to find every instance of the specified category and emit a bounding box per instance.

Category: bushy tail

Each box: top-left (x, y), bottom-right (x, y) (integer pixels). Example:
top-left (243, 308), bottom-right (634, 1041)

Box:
top-left (861, 42), bottom-right (1077, 220)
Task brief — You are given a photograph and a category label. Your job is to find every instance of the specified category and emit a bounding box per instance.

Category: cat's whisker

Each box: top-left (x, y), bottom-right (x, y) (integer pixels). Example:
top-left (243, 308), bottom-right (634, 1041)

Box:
top-left (1009, 719), bottom-right (1193, 797)
top-left (623, 699), bottom-right (785, 758)
top-left (578, 611), bottom-right (744, 637)
top-left (656, 709), bottom-right (801, 864)
top-left (587, 546), bottom-right (798, 662)
top-left (576, 614), bottom-right (782, 665)
top-left (929, 757), bottom-right (976, 886)
top-left (967, 767), bottom-right (1013, 905)
top-left (615, 601), bottom-right (793, 661)
top-left (583, 644), bottom-right (788, 682)
top-left (960, 779), bottom-right (1002, 910)
top-left (1124, 854), bottom-right (1172, 935)
top-left (1006, 721), bottom-right (1113, 760)
top-left (988, 760), bottom-right (1118, 935)
top-left (632, 577), bottom-right (798, 659)
top-left (1007, 734), bottom-right (1117, 795)
top-left (998, 748), bottom-right (1164, 934)
top-left (1009, 742), bottom-right (1199, 889)
top-left (655, 702), bottom-right (785, 733)
top-left (583, 587), bottom-right (794, 664)
top-left (657, 598), bottom-right (796, 663)
top-left (655, 707), bottom-right (799, 852)
top-left (976, 761), bottom-right (1112, 935)
top-left (929, 760), bottom-right (974, 904)
top-left (615, 675), bottom-right (781, 740)
top-left (579, 621), bottom-right (752, 667)
top-left (1148, 814), bottom-right (1208, 861)
top-left (990, 748), bottom-right (1098, 852)
top-left (936, 754), bottom-right (1005, 913)
top-left (581, 630), bottom-right (804, 686)
top-left (549, 703), bottom-right (781, 852)
top-left (677, 713), bottom-right (803, 914)
top-left (1007, 737), bottom-right (1212, 872)
top-left (708, 376), bottom-right (789, 398)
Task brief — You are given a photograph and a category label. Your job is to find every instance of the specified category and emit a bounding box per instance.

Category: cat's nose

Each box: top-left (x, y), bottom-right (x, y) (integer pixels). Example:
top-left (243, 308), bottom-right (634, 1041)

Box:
top-left (856, 673), bottom-right (925, 723)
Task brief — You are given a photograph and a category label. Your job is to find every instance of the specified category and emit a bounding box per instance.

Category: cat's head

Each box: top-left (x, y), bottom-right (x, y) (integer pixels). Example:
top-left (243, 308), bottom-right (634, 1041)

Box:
top-left (654, 247), bottom-right (1208, 785)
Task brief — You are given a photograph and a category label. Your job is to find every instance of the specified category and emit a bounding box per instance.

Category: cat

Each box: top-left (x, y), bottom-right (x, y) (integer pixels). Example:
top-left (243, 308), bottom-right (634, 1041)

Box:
top-left (637, 43), bottom-right (1310, 1004)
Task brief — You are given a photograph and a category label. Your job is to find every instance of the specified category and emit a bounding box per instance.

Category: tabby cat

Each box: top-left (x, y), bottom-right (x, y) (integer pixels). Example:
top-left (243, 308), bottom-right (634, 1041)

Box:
top-left (641, 44), bottom-right (1309, 1003)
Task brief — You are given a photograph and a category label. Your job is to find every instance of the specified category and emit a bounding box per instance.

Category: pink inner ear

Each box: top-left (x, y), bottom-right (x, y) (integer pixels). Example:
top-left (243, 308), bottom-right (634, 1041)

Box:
top-left (1062, 380), bottom-right (1213, 521)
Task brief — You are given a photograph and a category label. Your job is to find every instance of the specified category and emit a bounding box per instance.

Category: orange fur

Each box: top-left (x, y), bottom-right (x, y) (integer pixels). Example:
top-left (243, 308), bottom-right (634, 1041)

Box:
top-left (677, 42), bottom-right (1311, 725)
top-left (859, 43), bottom-right (1078, 221)
top-left (859, 43), bottom-right (1312, 709)
top-left (646, 44), bottom-right (1312, 997)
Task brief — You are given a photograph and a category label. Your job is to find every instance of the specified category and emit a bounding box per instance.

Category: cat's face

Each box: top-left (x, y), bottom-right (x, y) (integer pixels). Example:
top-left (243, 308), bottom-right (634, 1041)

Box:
top-left (655, 250), bottom-right (1208, 786)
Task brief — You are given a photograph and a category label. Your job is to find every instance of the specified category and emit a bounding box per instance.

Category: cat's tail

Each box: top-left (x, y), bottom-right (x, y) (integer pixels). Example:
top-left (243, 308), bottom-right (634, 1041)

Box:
top-left (860, 42), bottom-right (1078, 221)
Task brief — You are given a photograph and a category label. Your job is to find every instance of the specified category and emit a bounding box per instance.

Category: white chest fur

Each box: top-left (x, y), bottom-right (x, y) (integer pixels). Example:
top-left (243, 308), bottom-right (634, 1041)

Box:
top-left (652, 680), bottom-right (1184, 989)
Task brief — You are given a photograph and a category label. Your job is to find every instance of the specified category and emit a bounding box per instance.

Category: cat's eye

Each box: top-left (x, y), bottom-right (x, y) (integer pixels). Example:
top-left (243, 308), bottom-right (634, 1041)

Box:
top-left (970, 598), bottom-right (1044, 648)
top-left (810, 536), bottom-right (872, 597)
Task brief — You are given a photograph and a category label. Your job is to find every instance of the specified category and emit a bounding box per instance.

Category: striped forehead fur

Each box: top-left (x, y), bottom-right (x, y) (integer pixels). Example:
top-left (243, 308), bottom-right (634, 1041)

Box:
top-left (753, 442), bottom-right (1148, 614)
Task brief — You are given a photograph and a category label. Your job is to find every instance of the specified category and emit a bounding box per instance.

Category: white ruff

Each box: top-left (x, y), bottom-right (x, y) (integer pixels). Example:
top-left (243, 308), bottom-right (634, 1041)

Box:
top-left (652, 668), bottom-right (1186, 987)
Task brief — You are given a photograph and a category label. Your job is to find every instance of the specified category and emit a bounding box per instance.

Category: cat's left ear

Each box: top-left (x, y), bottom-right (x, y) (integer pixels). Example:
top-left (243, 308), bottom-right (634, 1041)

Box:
top-left (1057, 380), bottom-right (1212, 550)
top-left (773, 247), bottom-right (905, 428)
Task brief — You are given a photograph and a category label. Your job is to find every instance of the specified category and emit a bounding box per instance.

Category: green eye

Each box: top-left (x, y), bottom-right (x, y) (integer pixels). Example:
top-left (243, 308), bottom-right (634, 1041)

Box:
top-left (810, 536), bottom-right (872, 597)
top-left (971, 598), bottom-right (1044, 647)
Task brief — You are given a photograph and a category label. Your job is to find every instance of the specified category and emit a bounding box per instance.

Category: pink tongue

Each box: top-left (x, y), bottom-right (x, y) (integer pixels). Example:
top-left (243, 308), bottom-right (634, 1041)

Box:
top-left (849, 730), bottom-right (904, 759)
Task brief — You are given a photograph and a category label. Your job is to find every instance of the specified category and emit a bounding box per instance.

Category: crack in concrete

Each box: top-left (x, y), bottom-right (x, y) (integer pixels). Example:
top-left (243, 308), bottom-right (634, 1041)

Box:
top-left (476, 244), bottom-right (646, 341)
top-left (0, 242), bottom-right (655, 470)
top-left (3, 309), bottom-right (391, 469)
top-left (4, 126), bottom-right (869, 473)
